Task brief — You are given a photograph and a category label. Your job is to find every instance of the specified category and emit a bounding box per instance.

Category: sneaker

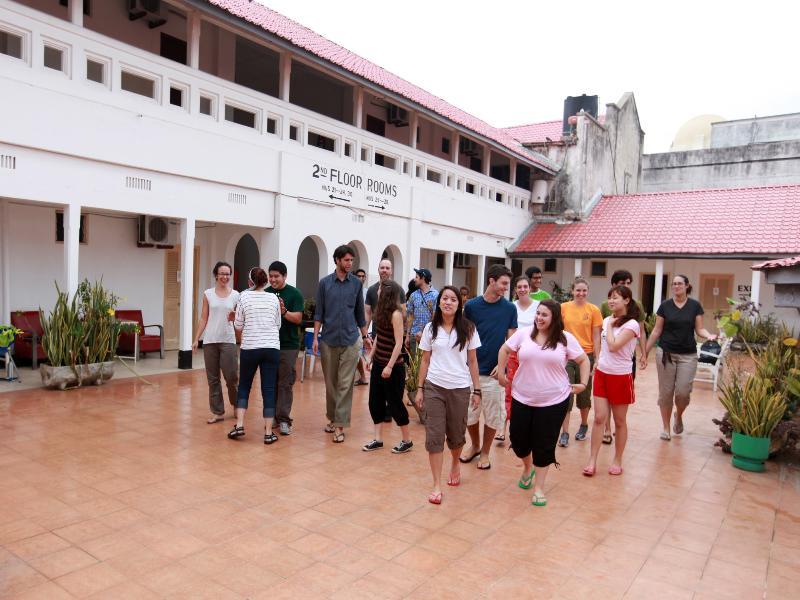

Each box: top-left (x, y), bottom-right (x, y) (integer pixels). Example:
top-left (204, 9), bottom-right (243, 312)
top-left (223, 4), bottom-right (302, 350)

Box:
top-left (575, 424), bottom-right (588, 441)
top-left (279, 422), bottom-right (291, 436)
top-left (392, 440), bottom-right (413, 454)
top-left (362, 439), bottom-right (384, 452)
top-left (558, 432), bottom-right (569, 447)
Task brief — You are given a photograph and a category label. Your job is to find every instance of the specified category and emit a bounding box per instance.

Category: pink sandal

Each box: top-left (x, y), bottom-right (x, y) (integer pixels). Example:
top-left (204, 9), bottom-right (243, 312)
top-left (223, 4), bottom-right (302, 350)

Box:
top-left (582, 465), bottom-right (596, 477)
top-left (447, 473), bottom-right (461, 486)
top-left (608, 465), bottom-right (624, 476)
top-left (428, 492), bottom-right (442, 505)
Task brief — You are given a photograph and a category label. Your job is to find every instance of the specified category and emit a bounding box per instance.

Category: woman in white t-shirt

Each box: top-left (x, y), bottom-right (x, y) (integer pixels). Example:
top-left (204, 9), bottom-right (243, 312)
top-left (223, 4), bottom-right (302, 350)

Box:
top-left (193, 261), bottom-right (240, 424)
top-left (415, 286), bottom-right (481, 505)
top-left (228, 268), bottom-right (282, 444)
top-left (583, 286), bottom-right (641, 477)
top-left (498, 300), bottom-right (589, 507)
top-left (497, 276), bottom-right (540, 442)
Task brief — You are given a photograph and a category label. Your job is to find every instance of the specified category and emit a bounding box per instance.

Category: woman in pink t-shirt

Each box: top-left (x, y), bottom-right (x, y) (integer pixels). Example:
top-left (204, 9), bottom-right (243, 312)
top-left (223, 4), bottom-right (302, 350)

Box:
top-left (583, 286), bottom-right (641, 477)
top-left (498, 300), bottom-right (589, 507)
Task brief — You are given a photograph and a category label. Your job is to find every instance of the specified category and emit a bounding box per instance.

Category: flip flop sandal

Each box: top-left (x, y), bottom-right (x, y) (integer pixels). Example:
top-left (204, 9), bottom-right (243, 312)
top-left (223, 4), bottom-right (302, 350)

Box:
top-left (582, 466), bottom-right (596, 477)
top-left (447, 473), bottom-right (461, 486)
top-left (531, 493), bottom-right (547, 507)
top-left (673, 413), bottom-right (684, 434)
top-left (332, 432), bottom-right (345, 443)
top-left (324, 423), bottom-right (335, 433)
top-left (459, 450), bottom-right (481, 464)
top-left (602, 433), bottom-right (613, 445)
top-left (608, 465), bottom-right (624, 476)
top-left (494, 434), bottom-right (506, 441)
top-left (660, 431), bottom-right (671, 441)
top-left (518, 469), bottom-right (535, 489)
top-left (476, 460), bottom-right (491, 470)
top-left (428, 492), bottom-right (442, 505)
top-left (207, 415), bottom-right (224, 424)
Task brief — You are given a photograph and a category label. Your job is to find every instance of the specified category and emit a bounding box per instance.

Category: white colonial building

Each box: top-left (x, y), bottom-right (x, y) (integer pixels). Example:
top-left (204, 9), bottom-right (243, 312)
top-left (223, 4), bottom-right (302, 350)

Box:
top-left (0, 0), bottom-right (558, 367)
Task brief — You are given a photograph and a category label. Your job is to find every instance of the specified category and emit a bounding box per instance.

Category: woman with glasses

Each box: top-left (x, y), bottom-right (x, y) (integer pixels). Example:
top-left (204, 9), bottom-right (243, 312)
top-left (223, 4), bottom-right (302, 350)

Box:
top-left (194, 261), bottom-right (240, 424)
top-left (644, 275), bottom-right (716, 440)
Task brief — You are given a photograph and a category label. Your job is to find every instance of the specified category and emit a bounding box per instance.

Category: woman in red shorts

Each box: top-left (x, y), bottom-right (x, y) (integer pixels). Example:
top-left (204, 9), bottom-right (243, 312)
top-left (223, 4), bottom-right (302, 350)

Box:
top-left (583, 286), bottom-right (640, 477)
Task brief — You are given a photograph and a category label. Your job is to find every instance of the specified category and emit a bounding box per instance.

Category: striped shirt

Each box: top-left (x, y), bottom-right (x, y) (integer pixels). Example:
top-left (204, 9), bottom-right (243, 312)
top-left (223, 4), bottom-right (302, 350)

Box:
top-left (373, 317), bottom-right (399, 367)
top-left (234, 290), bottom-right (281, 350)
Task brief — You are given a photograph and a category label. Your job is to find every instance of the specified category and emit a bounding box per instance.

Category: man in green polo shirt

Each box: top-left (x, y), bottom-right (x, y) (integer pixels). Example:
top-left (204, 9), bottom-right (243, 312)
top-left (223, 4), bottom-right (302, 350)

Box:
top-left (525, 266), bottom-right (552, 301)
top-left (266, 261), bottom-right (305, 436)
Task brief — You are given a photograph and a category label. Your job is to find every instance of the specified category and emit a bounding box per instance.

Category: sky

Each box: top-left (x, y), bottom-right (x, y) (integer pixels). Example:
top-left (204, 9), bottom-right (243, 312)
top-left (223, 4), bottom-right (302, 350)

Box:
top-left (255, 0), bottom-right (799, 153)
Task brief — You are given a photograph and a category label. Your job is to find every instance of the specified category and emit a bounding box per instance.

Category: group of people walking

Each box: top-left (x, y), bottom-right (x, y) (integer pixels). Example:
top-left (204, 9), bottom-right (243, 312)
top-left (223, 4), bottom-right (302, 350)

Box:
top-left (194, 247), bottom-right (717, 508)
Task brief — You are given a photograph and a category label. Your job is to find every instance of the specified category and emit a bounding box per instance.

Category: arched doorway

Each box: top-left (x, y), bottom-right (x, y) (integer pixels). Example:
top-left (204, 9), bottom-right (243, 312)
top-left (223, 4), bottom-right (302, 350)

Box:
top-left (296, 235), bottom-right (327, 301)
top-left (347, 240), bottom-right (369, 276)
top-left (233, 234), bottom-right (260, 292)
top-left (382, 244), bottom-right (404, 288)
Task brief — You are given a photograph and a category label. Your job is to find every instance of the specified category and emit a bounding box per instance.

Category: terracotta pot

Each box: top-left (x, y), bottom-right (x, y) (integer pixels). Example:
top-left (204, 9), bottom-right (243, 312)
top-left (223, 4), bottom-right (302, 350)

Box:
top-left (40, 361), bottom-right (115, 390)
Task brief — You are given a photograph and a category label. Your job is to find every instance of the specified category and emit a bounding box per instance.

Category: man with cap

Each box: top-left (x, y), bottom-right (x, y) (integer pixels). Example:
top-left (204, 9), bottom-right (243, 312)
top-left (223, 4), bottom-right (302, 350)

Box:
top-left (405, 268), bottom-right (438, 354)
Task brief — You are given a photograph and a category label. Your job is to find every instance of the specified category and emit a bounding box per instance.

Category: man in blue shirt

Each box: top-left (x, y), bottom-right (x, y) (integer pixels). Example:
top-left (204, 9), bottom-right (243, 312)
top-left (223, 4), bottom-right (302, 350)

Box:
top-left (313, 245), bottom-right (370, 443)
top-left (461, 264), bottom-right (517, 469)
top-left (405, 268), bottom-right (438, 353)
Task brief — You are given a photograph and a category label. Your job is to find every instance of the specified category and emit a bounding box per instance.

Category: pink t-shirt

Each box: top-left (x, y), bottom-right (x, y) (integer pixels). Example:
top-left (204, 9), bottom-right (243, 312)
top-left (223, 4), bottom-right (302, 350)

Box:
top-left (597, 317), bottom-right (640, 375)
top-left (505, 327), bottom-right (584, 407)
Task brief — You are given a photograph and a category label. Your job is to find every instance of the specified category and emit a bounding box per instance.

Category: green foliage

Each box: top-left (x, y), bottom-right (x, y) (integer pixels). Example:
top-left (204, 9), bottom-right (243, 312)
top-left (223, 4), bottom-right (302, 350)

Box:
top-left (550, 281), bottom-right (572, 303)
top-left (405, 346), bottom-right (422, 392)
top-left (0, 325), bottom-right (23, 348)
top-left (718, 368), bottom-right (786, 438)
top-left (40, 280), bottom-right (137, 370)
top-left (643, 313), bottom-right (656, 337)
top-left (302, 298), bottom-right (316, 321)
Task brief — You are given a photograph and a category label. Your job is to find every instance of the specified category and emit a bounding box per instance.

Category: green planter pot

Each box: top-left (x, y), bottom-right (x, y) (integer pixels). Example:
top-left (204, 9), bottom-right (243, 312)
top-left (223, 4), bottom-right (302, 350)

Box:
top-left (730, 431), bottom-right (770, 472)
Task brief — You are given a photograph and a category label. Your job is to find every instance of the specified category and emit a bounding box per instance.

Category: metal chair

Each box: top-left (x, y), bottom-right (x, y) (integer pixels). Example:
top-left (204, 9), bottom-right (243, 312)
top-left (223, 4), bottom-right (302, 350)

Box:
top-left (0, 340), bottom-right (20, 382)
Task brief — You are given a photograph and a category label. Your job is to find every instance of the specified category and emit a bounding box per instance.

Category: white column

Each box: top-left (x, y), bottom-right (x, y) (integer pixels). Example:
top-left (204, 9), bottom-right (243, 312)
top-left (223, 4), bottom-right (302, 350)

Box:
top-left (444, 251), bottom-right (454, 288)
top-left (188, 12), bottom-right (201, 69)
top-left (510, 158), bottom-right (517, 187)
top-left (63, 203), bottom-right (81, 298)
top-left (504, 257), bottom-right (513, 299)
top-left (409, 112), bottom-right (418, 149)
top-left (70, 0), bottom-right (84, 27)
top-left (354, 87), bottom-right (364, 128)
top-left (654, 259), bottom-right (664, 312)
top-left (451, 131), bottom-right (459, 164)
top-left (574, 258), bottom-right (583, 278)
top-left (750, 269), bottom-right (762, 313)
top-left (178, 218), bottom-right (195, 367)
top-left (483, 148), bottom-right (491, 176)
top-left (0, 200), bottom-right (10, 324)
top-left (476, 255), bottom-right (486, 295)
top-left (279, 52), bottom-right (292, 102)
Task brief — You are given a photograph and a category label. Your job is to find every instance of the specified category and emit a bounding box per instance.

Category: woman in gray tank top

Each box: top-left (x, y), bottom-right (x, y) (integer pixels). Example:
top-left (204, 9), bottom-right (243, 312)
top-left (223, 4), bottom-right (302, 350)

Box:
top-left (193, 261), bottom-right (240, 423)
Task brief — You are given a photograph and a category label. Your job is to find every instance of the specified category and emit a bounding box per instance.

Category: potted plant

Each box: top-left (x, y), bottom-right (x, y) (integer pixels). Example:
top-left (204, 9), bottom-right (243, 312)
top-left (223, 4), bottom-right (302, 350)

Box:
top-left (39, 280), bottom-right (136, 390)
top-left (718, 367), bottom-right (787, 472)
top-left (405, 346), bottom-right (424, 424)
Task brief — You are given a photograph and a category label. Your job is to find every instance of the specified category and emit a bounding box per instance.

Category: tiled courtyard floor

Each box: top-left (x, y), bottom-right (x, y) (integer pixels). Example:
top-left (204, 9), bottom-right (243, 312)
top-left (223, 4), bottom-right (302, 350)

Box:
top-left (1, 358), bottom-right (798, 599)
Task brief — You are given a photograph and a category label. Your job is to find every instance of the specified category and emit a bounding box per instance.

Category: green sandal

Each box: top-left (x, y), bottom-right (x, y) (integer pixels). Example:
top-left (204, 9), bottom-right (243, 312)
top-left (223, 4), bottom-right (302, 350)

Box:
top-left (518, 469), bottom-right (535, 490)
top-left (531, 492), bottom-right (547, 507)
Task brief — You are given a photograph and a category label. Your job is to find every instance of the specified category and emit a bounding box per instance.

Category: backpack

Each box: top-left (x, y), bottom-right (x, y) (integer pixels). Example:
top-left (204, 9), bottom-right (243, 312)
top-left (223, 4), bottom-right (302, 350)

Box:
top-left (698, 340), bottom-right (722, 365)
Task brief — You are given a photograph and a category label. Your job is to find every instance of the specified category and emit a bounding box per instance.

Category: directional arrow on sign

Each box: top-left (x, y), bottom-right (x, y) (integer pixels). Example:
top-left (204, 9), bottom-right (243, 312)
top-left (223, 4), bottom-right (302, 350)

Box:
top-left (329, 194), bottom-right (350, 202)
top-left (368, 204), bottom-right (386, 210)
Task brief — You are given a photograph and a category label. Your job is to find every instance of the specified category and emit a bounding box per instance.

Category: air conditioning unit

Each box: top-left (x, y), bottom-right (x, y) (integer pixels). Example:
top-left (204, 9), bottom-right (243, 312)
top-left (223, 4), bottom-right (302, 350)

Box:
top-left (454, 252), bottom-right (472, 268)
top-left (459, 138), bottom-right (479, 157)
top-left (138, 215), bottom-right (176, 247)
top-left (387, 104), bottom-right (409, 127)
top-left (128, 0), bottom-right (167, 28)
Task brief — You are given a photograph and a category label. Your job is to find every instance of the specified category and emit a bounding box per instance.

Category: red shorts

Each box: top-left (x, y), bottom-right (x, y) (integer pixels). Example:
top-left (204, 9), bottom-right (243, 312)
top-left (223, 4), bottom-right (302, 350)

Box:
top-left (592, 369), bottom-right (635, 405)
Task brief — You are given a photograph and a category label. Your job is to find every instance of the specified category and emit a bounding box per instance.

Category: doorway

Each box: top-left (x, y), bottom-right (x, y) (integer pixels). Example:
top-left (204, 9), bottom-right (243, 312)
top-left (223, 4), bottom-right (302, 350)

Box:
top-left (163, 246), bottom-right (200, 350)
top-left (700, 273), bottom-right (734, 332)
top-left (640, 272), bottom-right (670, 316)
top-left (233, 234), bottom-right (260, 292)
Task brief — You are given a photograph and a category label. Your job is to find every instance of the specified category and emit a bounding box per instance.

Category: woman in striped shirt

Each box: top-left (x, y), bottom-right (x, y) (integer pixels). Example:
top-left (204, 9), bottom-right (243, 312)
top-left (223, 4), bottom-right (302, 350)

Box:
top-left (362, 281), bottom-right (412, 453)
top-left (228, 267), bottom-right (282, 444)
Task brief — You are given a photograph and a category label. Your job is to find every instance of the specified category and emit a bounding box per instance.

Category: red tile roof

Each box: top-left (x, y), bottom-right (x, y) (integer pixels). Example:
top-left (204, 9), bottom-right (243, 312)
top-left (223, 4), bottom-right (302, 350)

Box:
top-left (511, 185), bottom-right (800, 257)
top-left (752, 256), bottom-right (800, 270)
top-left (207, 1), bottom-right (557, 173)
top-left (503, 120), bottom-right (563, 145)
top-left (503, 116), bottom-right (605, 145)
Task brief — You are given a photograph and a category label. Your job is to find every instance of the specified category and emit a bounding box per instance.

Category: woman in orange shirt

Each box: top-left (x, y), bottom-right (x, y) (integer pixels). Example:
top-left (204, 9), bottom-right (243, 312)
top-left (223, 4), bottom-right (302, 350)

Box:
top-left (558, 277), bottom-right (602, 447)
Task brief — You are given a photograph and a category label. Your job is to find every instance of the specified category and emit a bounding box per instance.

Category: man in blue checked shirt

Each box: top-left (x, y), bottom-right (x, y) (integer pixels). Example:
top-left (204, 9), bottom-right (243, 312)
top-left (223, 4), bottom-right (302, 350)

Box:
top-left (405, 268), bottom-right (438, 353)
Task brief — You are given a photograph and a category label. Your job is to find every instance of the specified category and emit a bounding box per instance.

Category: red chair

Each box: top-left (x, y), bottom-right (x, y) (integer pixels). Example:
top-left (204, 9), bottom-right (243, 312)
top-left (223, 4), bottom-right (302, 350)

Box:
top-left (115, 310), bottom-right (164, 360)
top-left (10, 311), bottom-right (47, 368)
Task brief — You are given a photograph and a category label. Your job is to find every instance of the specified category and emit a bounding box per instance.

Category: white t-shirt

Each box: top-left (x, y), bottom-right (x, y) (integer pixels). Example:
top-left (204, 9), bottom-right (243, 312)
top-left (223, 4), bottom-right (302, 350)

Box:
top-left (419, 322), bottom-right (481, 389)
top-left (514, 299), bottom-right (539, 329)
top-left (597, 317), bottom-right (640, 375)
top-left (202, 288), bottom-right (239, 344)
top-left (234, 290), bottom-right (281, 350)
top-left (505, 327), bottom-right (584, 407)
